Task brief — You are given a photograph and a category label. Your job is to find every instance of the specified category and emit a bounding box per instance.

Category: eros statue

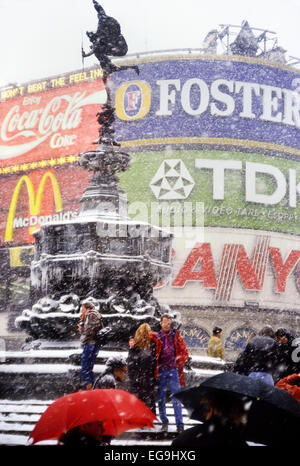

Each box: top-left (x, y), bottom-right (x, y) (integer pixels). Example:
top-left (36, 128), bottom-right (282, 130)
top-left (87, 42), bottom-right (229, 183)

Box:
top-left (82, 0), bottom-right (139, 81)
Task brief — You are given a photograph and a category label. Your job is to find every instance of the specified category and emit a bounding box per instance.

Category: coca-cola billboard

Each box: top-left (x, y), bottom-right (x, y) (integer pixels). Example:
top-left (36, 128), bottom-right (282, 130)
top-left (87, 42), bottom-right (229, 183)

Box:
top-left (0, 68), bottom-right (106, 168)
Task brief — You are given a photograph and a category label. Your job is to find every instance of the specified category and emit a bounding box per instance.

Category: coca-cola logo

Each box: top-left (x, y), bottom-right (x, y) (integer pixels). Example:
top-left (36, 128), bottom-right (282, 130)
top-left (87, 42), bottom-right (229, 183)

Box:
top-left (0, 89), bottom-right (106, 159)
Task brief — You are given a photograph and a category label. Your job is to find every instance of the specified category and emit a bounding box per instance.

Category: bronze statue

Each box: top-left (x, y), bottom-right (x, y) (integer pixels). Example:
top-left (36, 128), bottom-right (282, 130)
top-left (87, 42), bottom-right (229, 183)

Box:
top-left (82, 0), bottom-right (139, 80)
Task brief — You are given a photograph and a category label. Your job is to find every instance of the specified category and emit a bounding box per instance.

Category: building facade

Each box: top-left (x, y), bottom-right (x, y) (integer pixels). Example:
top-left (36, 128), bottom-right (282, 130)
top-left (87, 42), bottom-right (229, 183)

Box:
top-left (1, 51), bottom-right (300, 356)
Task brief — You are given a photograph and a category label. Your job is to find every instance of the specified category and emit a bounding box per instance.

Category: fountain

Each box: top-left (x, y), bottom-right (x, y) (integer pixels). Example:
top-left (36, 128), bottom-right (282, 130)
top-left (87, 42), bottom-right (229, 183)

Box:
top-left (15, 1), bottom-right (175, 351)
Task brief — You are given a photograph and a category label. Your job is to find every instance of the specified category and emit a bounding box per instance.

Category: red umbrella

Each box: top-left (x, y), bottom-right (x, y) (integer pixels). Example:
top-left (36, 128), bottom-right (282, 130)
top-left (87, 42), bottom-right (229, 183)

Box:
top-left (29, 389), bottom-right (157, 445)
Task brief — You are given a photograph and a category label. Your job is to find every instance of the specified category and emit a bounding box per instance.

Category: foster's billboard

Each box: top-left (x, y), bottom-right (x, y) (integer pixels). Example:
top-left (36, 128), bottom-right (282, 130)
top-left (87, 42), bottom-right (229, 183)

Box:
top-left (112, 55), bottom-right (300, 156)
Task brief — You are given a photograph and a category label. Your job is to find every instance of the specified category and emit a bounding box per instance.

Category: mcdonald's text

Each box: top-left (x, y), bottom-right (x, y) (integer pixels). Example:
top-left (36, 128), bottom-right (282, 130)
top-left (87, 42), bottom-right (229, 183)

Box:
top-left (12, 210), bottom-right (78, 229)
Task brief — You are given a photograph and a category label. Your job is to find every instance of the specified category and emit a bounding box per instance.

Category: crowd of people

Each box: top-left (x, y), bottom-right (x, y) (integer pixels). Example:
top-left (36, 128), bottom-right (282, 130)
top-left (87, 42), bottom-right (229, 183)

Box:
top-left (232, 325), bottom-right (300, 386)
top-left (75, 301), bottom-right (300, 446)
top-left (205, 323), bottom-right (300, 390)
top-left (78, 301), bottom-right (189, 434)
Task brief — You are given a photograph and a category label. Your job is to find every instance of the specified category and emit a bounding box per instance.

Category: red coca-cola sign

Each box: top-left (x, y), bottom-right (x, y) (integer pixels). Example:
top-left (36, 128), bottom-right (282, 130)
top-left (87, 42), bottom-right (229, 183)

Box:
top-left (0, 76), bottom-right (106, 168)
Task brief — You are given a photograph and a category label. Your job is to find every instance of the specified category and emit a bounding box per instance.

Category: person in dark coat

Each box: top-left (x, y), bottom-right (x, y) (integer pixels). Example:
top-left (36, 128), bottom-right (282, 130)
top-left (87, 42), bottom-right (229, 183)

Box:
top-left (274, 328), bottom-right (299, 381)
top-left (93, 355), bottom-right (128, 389)
top-left (172, 391), bottom-right (249, 447)
top-left (233, 326), bottom-right (279, 386)
top-left (127, 323), bottom-right (159, 414)
top-left (58, 421), bottom-right (109, 446)
top-left (92, 355), bottom-right (127, 445)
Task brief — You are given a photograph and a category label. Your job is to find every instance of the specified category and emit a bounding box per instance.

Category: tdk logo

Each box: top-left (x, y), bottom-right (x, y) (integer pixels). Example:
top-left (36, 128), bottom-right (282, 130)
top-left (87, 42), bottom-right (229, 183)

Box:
top-left (150, 159), bottom-right (195, 200)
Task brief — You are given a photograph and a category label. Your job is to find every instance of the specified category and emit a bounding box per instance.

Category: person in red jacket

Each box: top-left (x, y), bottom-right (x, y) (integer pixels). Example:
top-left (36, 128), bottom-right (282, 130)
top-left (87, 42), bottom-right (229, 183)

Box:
top-left (156, 314), bottom-right (189, 433)
top-left (275, 373), bottom-right (300, 403)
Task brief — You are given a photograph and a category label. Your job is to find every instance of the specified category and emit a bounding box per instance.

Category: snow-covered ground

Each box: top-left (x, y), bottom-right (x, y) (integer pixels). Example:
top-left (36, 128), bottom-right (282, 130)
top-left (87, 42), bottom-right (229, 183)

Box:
top-left (0, 398), bottom-right (198, 446)
top-left (0, 348), bottom-right (227, 446)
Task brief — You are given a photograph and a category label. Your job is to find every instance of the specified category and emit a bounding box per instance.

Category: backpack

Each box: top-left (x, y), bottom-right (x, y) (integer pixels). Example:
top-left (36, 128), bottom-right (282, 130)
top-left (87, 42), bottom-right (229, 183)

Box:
top-left (95, 326), bottom-right (112, 347)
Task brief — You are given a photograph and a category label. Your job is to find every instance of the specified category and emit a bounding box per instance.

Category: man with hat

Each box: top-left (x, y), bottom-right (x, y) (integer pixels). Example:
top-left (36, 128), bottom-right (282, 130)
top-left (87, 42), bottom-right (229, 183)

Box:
top-left (207, 327), bottom-right (225, 360)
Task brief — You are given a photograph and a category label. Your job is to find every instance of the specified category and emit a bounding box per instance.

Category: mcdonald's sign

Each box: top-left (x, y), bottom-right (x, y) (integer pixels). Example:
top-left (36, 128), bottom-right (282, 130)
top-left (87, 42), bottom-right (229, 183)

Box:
top-left (4, 171), bottom-right (64, 242)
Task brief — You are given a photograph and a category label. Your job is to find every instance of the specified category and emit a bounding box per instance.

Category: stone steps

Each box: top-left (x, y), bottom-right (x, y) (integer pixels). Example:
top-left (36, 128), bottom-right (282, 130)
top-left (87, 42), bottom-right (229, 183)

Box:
top-left (0, 347), bottom-right (229, 400)
top-left (0, 345), bottom-right (233, 370)
top-left (0, 399), bottom-right (201, 446)
top-left (0, 347), bottom-right (230, 445)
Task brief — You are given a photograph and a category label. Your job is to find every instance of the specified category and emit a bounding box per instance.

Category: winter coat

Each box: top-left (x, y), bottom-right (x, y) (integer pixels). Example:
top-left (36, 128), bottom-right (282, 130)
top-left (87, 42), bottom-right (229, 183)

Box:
top-left (59, 427), bottom-right (109, 446)
top-left (155, 329), bottom-right (189, 386)
top-left (275, 373), bottom-right (300, 403)
top-left (80, 308), bottom-right (103, 345)
top-left (275, 339), bottom-right (300, 381)
top-left (172, 417), bottom-right (248, 447)
top-left (93, 369), bottom-right (117, 389)
top-left (127, 339), bottom-right (157, 387)
top-left (127, 336), bottom-right (157, 413)
top-left (206, 336), bottom-right (225, 360)
top-left (233, 335), bottom-right (279, 377)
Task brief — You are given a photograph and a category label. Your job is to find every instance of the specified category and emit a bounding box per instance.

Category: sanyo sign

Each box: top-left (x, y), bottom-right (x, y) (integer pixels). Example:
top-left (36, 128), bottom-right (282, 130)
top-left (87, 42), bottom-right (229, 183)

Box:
top-left (195, 159), bottom-right (300, 207)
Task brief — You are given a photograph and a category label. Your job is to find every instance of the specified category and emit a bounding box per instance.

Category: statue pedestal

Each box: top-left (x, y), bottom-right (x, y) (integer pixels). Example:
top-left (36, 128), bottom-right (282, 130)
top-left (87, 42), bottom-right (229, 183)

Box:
top-left (16, 145), bottom-right (174, 344)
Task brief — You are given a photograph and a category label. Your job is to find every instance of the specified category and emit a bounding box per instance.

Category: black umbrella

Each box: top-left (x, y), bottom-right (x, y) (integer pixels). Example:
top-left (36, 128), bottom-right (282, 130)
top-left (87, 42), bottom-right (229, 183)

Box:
top-left (174, 372), bottom-right (300, 446)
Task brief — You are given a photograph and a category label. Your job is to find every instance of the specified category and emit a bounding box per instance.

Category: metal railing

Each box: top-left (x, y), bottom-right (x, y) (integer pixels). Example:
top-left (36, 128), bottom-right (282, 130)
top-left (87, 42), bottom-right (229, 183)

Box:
top-left (115, 48), bottom-right (300, 69)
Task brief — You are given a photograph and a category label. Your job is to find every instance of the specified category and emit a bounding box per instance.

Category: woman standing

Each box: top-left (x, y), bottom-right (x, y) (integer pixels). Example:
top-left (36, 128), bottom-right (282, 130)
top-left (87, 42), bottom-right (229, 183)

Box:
top-left (127, 323), bottom-right (159, 414)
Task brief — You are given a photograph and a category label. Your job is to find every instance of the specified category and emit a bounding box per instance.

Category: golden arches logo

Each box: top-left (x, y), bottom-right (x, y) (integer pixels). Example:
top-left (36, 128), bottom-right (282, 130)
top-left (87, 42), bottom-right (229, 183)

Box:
top-left (5, 172), bottom-right (63, 241)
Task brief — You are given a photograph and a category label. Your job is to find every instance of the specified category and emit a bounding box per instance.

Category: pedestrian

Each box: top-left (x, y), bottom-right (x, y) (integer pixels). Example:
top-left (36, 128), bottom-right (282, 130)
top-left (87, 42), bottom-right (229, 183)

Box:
top-left (156, 313), bottom-right (189, 433)
top-left (58, 421), bottom-right (109, 446)
top-left (275, 373), bottom-right (300, 403)
top-left (92, 355), bottom-right (128, 445)
top-left (93, 355), bottom-right (128, 389)
top-left (172, 391), bottom-right (248, 447)
top-left (274, 328), bottom-right (298, 380)
top-left (78, 301), bottom-right (103, 390)
top-left (233, 326), bottom-right (279, 386)
top-left (206, 326), bottom-right (225, 360)
top-left (246, 331), bottom-right (257, 344)
top-left (127, 323), bottom-right (159, 414)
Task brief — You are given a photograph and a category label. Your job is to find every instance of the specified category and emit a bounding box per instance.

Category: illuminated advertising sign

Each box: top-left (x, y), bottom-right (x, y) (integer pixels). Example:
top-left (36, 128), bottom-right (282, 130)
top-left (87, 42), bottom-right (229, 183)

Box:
top-left (112, 56), bottom-right (300, 312)
top-left (154, 228), bottom-right (300, 310)
top-left (118, 149), bottom-right (300, 235)
top-left (0, 166), bottom-right (89, 246)
top-left (0, 68), bottom-right (105, 168)
top-left (112, 56), bottom-right (300, 156)
top-left (5, 172), bottom-right (63, 241)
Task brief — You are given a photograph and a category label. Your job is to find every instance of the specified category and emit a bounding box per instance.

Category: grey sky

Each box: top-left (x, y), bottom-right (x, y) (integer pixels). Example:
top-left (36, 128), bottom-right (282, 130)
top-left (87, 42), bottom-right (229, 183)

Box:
top-left (0, 0), bottom-right (300, 87)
